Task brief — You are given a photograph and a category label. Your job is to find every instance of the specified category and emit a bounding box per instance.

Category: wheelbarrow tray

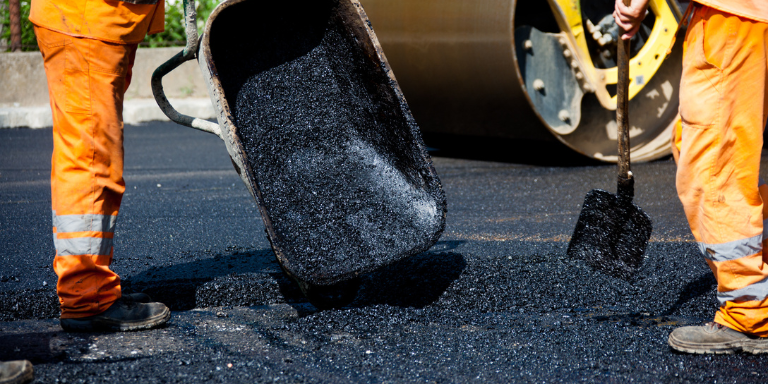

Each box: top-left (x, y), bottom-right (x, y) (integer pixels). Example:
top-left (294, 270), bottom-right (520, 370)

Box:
top-left (197, 0), bottom-right (446, 286)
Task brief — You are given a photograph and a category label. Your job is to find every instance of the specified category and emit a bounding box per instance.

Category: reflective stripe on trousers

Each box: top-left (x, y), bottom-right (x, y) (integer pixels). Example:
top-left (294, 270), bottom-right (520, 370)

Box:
top-left (37, 26), bottom-right (138, 318)
top-left (676, 5), bottom-right (768, 335)
top-left (52, 211), bottom-right (117, 256)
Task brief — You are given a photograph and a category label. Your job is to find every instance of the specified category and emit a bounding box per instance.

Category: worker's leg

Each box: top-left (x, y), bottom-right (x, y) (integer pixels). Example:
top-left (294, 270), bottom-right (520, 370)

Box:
top-left (676, 6), bottom-right (768, 336)
top-left (36, 26), bottom-right (137, 319)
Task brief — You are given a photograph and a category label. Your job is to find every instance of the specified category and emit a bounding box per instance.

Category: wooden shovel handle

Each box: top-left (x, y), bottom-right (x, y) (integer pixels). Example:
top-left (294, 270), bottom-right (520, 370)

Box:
top-left (616, 0), bottom-right (633, 199)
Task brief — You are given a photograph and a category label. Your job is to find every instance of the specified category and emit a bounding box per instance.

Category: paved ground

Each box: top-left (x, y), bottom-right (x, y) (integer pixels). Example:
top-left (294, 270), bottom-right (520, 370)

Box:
top-left (1, 122), bottom-right (767, 383)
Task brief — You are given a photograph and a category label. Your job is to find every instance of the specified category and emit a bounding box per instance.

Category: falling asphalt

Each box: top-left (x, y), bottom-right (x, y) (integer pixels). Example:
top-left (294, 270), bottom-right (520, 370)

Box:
top-left (1, 123), bottom-right (768, 383)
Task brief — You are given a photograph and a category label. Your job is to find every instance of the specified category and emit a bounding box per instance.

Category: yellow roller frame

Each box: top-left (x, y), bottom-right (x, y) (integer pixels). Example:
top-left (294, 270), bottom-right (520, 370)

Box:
top-left (546, 0), bottom-right (679, 110)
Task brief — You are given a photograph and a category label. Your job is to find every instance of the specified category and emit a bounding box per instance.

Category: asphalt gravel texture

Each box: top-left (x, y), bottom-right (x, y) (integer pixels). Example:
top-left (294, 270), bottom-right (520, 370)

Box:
top-left (567, 187), bottom-right (653, 281)
top-left (2, 123), bottom-right (768, 382)
top-left (214, 0), bottom-right (445, 285)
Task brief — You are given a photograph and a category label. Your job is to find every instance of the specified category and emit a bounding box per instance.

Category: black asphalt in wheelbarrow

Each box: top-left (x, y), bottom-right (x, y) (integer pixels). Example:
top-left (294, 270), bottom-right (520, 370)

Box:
top-left (152, 0), bottom-right (446, 306)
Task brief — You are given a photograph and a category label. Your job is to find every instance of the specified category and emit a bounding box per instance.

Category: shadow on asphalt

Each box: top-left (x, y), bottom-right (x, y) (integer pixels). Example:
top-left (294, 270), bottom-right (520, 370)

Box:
top-left (0, 331), bottom-right (68, 364)
top-left (422, 133), bottom-right (612, 166)
top-left (353, 250), bottom-right (467, 309)
top-left (122, 241), bottom-right (467, 313)
top-left (0, 329), bottom-right (157, 365)
top-left (661, 273), bottom-right (717, 316)
top-left (122, 248), bottom-right (300, 311)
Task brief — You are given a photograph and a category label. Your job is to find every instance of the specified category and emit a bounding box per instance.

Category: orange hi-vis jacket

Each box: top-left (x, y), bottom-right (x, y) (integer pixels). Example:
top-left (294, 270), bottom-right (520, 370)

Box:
top-left (673, 1), bottom-right (768, 155)
top-left (30, 0), bottom-right (165, 44)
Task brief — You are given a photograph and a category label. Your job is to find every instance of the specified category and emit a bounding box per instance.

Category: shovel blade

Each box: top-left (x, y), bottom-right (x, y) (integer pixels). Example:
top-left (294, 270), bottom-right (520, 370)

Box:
top-left (567, 189), bottom-right (652, 280)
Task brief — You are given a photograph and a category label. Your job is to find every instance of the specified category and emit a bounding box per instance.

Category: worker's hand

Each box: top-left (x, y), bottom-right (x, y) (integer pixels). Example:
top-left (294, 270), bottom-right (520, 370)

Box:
top-left (613, 0), bottom-right (651, 40)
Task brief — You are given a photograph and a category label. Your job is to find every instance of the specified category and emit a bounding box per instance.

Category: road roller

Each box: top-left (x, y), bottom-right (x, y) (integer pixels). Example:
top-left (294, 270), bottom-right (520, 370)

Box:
top-left (359, 0), bottom-right (686, 162)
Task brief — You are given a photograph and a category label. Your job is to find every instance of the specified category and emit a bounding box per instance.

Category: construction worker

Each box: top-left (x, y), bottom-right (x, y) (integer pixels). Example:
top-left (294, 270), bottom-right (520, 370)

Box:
top-left (28, 0), bottom-right (171, 331)
top-left (616, 0), bottom-right (768, 353)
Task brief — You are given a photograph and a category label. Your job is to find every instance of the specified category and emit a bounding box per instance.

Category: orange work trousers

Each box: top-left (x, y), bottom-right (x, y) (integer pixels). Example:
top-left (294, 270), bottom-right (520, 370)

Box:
top-left (676, 5), bottom-right (768, 335)
top-left (36, 26), bottom-right (137, 318)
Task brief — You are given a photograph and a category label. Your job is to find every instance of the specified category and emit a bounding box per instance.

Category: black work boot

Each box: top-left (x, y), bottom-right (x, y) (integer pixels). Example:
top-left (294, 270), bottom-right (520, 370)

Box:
top-left (0, 360), bottom-right (33, 384)
top-left (669, 322), bottom-right (768, 354)
top-left (60, 297), bottom-right (170, 332)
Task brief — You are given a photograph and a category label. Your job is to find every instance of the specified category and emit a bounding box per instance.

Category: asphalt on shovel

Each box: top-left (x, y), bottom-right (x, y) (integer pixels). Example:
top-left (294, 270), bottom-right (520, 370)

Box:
top-left (566, 4), bottom-right (652, 281)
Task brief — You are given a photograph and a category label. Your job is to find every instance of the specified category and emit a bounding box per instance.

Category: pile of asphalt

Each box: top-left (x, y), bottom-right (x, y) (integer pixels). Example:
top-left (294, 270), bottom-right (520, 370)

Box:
top-left (210, 0), bottom-right (445, 285)
top-left (124, 240), bottom-right (718, 320)
top-left (8, 241), bottom-right (767, 383)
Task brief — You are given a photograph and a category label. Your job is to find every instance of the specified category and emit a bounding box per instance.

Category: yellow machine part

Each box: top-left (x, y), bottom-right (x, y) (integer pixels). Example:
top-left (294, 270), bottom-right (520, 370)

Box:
top-left (548, 0), bottom-right (681, 109)
top-left (360, 0), bottom-right (686, 162)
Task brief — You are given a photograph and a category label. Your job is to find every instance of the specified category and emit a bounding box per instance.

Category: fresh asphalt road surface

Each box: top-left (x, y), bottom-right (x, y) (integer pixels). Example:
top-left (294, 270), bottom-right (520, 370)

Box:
top-left (1, 122), bottom-right (767, 382)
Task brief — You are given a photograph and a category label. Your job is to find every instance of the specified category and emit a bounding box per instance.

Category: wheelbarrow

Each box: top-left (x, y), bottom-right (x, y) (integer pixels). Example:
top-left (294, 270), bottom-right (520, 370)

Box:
top-left (151, 0), bottom-right (447, 308)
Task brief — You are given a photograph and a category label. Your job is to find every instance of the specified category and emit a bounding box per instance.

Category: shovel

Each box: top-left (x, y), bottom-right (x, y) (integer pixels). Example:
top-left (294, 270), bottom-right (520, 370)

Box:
top-left (566, 3), bottom-right (652, 281)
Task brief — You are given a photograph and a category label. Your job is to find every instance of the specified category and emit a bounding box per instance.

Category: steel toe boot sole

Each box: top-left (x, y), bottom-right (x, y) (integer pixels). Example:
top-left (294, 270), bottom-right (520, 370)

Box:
top-left (61, 309), bottom-right (170, 332)
top-left (668, 323), bottom-right (768, 354)
top-left (0, 360), bottom-right (33, 384)
top-left (60, 299), bottom-right (171, 332)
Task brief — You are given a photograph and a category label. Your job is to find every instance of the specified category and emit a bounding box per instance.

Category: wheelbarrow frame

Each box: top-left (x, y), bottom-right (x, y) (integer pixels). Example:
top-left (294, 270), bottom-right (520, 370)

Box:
top-left (151, 0), bottom-right (446, 292)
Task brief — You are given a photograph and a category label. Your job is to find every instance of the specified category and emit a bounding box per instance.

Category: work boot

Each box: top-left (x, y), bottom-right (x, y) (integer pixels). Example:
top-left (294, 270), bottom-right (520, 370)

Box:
top-left (60, 297), bottom-right (171, 332)
top-left (668, 322), bottom-right (768, 354)
top-left (0, 360), bottom-right (33, 384)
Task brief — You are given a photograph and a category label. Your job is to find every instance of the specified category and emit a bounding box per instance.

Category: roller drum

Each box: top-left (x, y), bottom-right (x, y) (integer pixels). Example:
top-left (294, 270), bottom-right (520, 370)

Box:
top-left (360, 0), bottom-right (683, 162)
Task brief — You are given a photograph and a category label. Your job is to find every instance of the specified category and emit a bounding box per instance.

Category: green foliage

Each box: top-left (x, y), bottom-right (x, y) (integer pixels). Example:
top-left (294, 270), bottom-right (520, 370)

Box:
top-left (0, 0), bottom-right (220, 51)
top-left (142, 0), bottom-right (222, 48)
top-left (1, 0), bottom-right (38, 51)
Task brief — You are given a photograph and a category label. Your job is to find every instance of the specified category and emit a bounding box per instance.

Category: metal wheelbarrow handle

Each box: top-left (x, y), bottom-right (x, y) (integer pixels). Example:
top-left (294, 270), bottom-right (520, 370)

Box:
top-left (151, 0), bottom-right (222, 138)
